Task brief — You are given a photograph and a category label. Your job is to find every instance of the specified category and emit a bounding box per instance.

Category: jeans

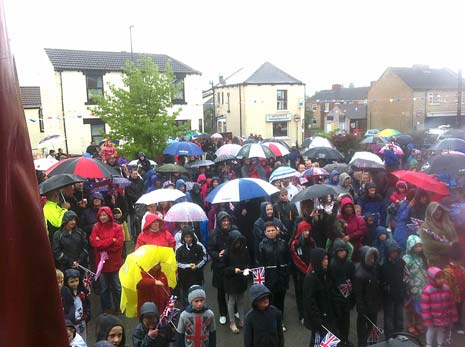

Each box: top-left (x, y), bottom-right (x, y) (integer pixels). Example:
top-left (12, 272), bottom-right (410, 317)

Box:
top-left (227, 292), bottom-right (246, 323)
top-left (383, 300), bottom-right (404, 339)
top-left (99, 271), bottom-right (122, 312)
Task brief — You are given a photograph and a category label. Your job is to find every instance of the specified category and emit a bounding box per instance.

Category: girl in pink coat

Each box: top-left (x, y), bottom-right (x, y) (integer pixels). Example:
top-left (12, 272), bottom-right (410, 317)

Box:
top-left (421, 267), bottom-right (458, 347)
top-left (337, 197), bottom-right (366, 262)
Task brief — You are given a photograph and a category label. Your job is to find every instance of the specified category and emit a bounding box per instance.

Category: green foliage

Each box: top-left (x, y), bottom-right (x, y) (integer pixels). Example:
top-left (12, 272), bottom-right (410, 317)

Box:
top-left (330, 131), bottom-right (360, 157)
top-left (92, 57), bottom-right (188, 158)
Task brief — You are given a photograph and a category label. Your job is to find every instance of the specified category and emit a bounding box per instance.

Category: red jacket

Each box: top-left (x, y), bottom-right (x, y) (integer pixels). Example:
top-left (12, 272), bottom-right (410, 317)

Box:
top-left (89, 206), bottom-right (124, 273)
top-left (290, 221), bottom-right (315, 274)
top-left (390, 180), bottom-right (407, 203)
top-left (338, 198), bottom-right (366, 257)
top-left (137, 268), bottom-right (170, 315)
top-left (135, 213), bottom-right (176, 249)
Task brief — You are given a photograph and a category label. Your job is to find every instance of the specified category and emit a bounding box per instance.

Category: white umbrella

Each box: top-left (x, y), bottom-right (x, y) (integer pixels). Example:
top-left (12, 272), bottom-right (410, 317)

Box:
top-left (34, 157), bottom-right (58, 171)
top-left (128, 159), bottom-right (157, 167)
top-left (215, 144), bottom-right (242, 157)
top-left (164, 202), bottom-right (208, 222)
top-left (206, 178), bottom-right (279, 204)
top-left (308, 136), bottom-right (334, 149)
top-left (211, 133), bottom-right (223, 139)
top-left (349, 151), bottom-right (383, 165)
top-left (136, 189), bottom-right (185, 205)
top-left (269, 166), bottom-right (299, 182)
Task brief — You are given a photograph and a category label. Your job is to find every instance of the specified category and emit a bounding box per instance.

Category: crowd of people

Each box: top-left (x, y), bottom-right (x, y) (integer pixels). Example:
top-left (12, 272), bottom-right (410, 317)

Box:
top-left (39, 134), bottom-right (465, 347)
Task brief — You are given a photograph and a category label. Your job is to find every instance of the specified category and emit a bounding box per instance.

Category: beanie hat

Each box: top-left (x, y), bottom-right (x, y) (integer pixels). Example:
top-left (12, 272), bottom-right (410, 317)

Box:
top-left (188, 285), bottom-right (206, 303)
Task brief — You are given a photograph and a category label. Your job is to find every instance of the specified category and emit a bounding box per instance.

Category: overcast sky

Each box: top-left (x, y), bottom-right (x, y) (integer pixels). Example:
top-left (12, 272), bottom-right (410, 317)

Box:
top-left (4, 0), bottom-right (464, 95)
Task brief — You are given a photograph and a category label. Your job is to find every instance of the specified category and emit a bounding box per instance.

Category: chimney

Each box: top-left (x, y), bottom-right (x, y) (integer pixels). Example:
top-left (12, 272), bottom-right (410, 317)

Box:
top-left (332, 84), bottom-right (343, 91)
top-left (219, 75), bottom-right (225, 85)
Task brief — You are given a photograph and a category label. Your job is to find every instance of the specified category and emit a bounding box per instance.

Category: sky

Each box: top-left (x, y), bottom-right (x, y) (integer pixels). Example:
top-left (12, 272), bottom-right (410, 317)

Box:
top-left (4, 0), bottom-right (465, 95)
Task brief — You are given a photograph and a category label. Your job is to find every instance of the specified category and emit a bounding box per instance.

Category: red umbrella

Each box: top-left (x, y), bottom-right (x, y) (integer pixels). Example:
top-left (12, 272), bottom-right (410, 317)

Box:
top-left (46, 157), bottom-right (119, 178)
top-left (391, 170), bottom-right (449, 196)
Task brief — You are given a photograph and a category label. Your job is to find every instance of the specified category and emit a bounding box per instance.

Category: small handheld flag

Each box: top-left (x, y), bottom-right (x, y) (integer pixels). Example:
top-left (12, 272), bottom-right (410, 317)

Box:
top-left (158, 295), bottom-right (179, 328)
top-left (252, 267), bottom-right (265, 285)
top-left (320, 331), bottom-right (340, 347)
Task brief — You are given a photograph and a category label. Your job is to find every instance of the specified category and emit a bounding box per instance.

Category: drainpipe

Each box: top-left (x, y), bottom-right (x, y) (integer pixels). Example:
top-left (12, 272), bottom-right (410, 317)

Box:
top-left (239, 84), bottom-right (243, 137)
top-left (59, 72), bottom-right (69, 153)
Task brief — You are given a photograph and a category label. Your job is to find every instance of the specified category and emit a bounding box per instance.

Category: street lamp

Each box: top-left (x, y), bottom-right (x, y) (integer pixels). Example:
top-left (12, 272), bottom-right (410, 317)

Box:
top-left (129, 25), bottom-right (134, 61)
top-left (210, 80), bottom-right (216, 132)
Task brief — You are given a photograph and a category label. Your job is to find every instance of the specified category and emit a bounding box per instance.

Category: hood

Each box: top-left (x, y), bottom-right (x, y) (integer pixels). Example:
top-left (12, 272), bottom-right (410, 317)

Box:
top-left (138, 152), bottom-right (145, 158)
top-left (227, 230), bottom-right (246, 250)
top-left (90, 192), bottom-right (104, 202)
top-left (143, 213), bottom-right (164, 232)
top-left (309, 248), bottom-right (327, 274)
top-left (175, 179), bottom-right (186, 190)
top-left (97, 206), bottom-right (113, 223)
top-left (340, 197), bottom-right (354, 211)
top-left (329, 170), bottom-right (340, 183)
top-left (364, 182), bottom-right (377, 194)
top-left (95, 313), bottom-right (125, 345)
top-left (260, 201), bottom-right (273, 220)
top-left (64, 268), bottom-right (80, 283)
top-left (210, 177), bottom-right (221, 188)
top-left (424, 202), bottom-right (447, 223)
top-left (427, 266), bottom-right (444, 286)
top-left (197, 174), bottom-right (207, 183)
top-left (339, 172), bottom-right (351, 186)
top-left (181, 225), bottom-right (197, 245)
top-left (139, 301), bottom-right (159, 320)
top-left (216, 211), bottom-right (231, 228)
top-left (359, 246), bottom-right (379, 270)
top-left (65, 319), bottom-right (76, 338)
top-left (295, 221), bottom-right (312, 240)
top-left (249, 283), bottom-right (271, 307)
top-left (385, 238), bottom-right (401, 254)
top-left (396, 180), bottom-right (407, 191)
top-left (62, 210), bottom-right (78, 225)
top-left (191, 183), bottom-right (201, 194)
top-left (406, 234), bottom-right (422, 254)
top-left (332, 239), bottom-right (349, 255)
top-left (376, 226), bottom-right (388, 237)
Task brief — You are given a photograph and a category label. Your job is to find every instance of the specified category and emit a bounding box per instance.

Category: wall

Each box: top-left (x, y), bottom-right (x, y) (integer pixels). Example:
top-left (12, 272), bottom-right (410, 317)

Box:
top-left (24, 108), bottom-right (43, 153)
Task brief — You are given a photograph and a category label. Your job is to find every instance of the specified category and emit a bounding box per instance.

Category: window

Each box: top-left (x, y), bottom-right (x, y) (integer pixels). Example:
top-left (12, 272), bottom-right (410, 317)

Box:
top-left (176, 119), bottom-right (192, 129)
top-left (312, 103), bottom-right (318, 112)
top-left (198, 119), bottom-right (203, 133)
top-left (38, 108), bottom-right (44, 133)
top-left (277, 90), bottom-right (287, 110)
top-left (90, 123), bottom-right (105, 144)
top-left (227, 92), bottom-right (231, 113)
top-left (324, 102), bottom-right (330, 112)
top-left (86, 75), bottom-right (104, 104)
top-left (173, 78), bottom-right (185, 104)
top-left (221, 92), bottom-right (224, 105)
top-left (272, 121), bottom-right (288, 137)
top-left (217, 92), bottom-right (221, 104)
top-left (428, 92), bottom-right (440, 105)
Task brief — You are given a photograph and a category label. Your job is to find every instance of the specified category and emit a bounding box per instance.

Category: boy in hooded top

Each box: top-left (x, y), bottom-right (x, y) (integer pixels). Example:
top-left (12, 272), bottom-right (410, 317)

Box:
top-left (96, 313), bottom-right (126, 347)
top-left (132, 302), bottom-right (171, 347)
top-left (136, 213), bottom-right (176, 250)
top-left (273, 188), bottom-right (299, 243)
top-left (243, 284), bottom-right (284, 347)
top-left (353, 246), bottom-right (381, 347)
top-left (176, 285), bottom-right (216, 347)
top-left (89, 206), bottom-right (124, 314)
top-left (338, 172), bottom-right (354, 197)
top-left (290, 221), bottom-right (315, 323)
top-left (329, 240), bottom-right (355, 347)
top-left (176, 226), bottom-right (208, 308)
top-left (372, 226), bottom-right (389, 266)
top-left (303, 248), bottom-right (337, 347)
top-left (253, 202), bottom-right (287, 259)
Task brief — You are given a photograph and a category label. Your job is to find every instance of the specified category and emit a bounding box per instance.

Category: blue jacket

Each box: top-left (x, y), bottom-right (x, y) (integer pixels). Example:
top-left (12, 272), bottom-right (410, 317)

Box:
top-left (393, 200), bottom-right (412, 252)
top-left (357, 183), bottom-right (386, 226)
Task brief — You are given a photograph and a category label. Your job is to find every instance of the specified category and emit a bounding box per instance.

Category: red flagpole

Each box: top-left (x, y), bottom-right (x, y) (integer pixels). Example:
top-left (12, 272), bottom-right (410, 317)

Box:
top-left (0, 2), bottom-right (69, 346)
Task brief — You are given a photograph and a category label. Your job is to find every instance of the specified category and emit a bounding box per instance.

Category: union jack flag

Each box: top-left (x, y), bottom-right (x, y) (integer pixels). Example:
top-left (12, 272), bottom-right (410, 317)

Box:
top-left (338, 279), bottom-right (352, 298)
top-left (159, 295), bottom-right (179, 327)
top-left (407, 217), bottom-right (424, 234)
top-left (367, 326), bottom-right (380, 344)
top-left (252, 267), bottom-right (265, 285)
top-left (83, 271), bottom-right (94, 294)
top-left (320, 331), bottom-right (340, 347)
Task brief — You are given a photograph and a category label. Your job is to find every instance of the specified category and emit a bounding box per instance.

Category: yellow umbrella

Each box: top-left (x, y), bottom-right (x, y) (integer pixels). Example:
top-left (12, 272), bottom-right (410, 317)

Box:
top-left (376, 128), bottom-right (401, 138)
top-left (119, 245), bottom-right (177, 317)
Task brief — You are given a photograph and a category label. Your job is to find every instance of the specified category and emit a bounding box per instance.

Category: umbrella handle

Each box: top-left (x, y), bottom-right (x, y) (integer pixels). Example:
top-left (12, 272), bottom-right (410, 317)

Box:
top-left (60, 191), bottom-right (67, 203)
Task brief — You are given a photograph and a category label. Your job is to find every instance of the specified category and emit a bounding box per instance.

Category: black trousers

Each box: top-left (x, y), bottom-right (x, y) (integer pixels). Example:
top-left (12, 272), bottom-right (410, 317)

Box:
top-left (217, 285), bottom-right (228, 317)
top-left (357, 312), bottom-right (377, 347)
top-left (293, 271), bottom-right (305, 319)
top-left (383, 300), bottom-right (403, 339)
top-left (271, 288), bottom-right (286, 318)
top-left (334, 301), bottom-right (351, 345)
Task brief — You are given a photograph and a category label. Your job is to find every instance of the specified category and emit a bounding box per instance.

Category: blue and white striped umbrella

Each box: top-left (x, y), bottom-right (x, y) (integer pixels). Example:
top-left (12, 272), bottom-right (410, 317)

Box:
top-left (163, 141), bottom-right (204, 156)
top-left (206, 178), bottom-right (280, 204)
top-left (269, 166), bottom-right (299, 183)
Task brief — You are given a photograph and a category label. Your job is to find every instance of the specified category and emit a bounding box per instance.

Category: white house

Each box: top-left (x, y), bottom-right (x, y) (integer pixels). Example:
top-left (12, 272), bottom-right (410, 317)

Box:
top-left (39, 48), bottom-right (203, 154)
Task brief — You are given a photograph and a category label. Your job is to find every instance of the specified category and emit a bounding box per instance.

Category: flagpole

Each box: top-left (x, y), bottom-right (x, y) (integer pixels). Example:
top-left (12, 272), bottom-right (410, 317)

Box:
top-left (136, 263), bottom-right (171, 297)
top-left (321, 324), bottom-right (341, 341)
top-left (362, 314), bottom-right (384, 333)
top-left (77, 264), bottom-right (96, 276)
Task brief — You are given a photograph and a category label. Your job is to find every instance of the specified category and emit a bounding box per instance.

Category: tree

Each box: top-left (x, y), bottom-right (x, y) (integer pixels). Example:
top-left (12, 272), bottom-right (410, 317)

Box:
top-left (92, 57), bottom-right (187, 158)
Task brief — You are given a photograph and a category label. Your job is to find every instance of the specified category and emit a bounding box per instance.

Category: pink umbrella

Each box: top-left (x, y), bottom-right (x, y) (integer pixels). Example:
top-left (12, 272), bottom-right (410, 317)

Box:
top-left (301, 167), bottom-right (329, 178)
top-left (441, 150), bottom-right (465, 156)
top-left (262, 142), bottom-right (290, 156)
top-left (379, 144), bottom-right (404, 156)
top-left (164, 202), bottom-right (208, 222)
top-left (95, 251), bottom-right (109, 280)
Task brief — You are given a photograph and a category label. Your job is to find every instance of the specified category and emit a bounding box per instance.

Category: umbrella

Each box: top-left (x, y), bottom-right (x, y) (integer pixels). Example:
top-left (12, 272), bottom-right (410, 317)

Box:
top-left (163, 142), bottom-right (204, 156)
top-left (236, 143), bottom-right (275, 159)
top-left (46, 157), bottom-right (120, 178)
top-left (379, 144), bottom-right (404, 156)
top-left (136, 189), bottom-right (186, 205)
top-left (186, 160), bottom-right (215, 168)
top-left (364, 129), bottom-right (380, 137)
top-left (37, 134), bottom-right (64, 148)
top-left (243, 138), bottom-right (257, 144)
top-left (376, 129), bottom-right (401, 138)
top-left (360, 136), bottom-right (387, 145)
top-left (303, 137), bottom-right (313, 148)
top-left (350, 158), bottom-right (385, 171)
top-left (308, 136), bottom-right (334, 149)
top-left (215, 144), bottom-right (242, 157)
top-left (128, 159), bottom-right (157, 167)
top-left (183, 131), bottom-right (200, 139)
top-left (430, 138), bottom-right (465, 152)
top-left (92, 177), bottom-right (131, 192)
top-left (214, 155), bottom-right (236, 163)
top-left (349, 151), bottom-right (383, 165)
top-left (301, 167), bottom-right (329, 178)
top-left (291, 184), bottom-right (339, 203)
top-left (269, 166), bottom-right (299, 182)
top-left (261, 138), bottom-right (291, 149)
top-left (391, 170), bottom-right (449, 196)
top-left (156, 164), bottom-right (188, 173)
top-left (164, 202), bottom-right (208, 222)
top-left (394, 134), bottom-right (413, 145)
top-left (196, 133), bottom-right (210, 140)
top-left (211, 133), bottom-right (223, 139)
top-left (206, 178), bottom-right (280, 203)
top-left (440, 129), bottom-right (465, 140)
top-left (262, 142), bottom-right (290, 156)
top-left (39, 174), bottom-right (84, 195)
top-left (34, 157), bottom-right (58, 171)
top-left (423, 153), bottom-right (465, 175)
top-left (301, 147), bottom-right (344, 161)
top-left (119, 245), bottom-right (177, 318)
top-left (323, 163), bottom-right (350, 174)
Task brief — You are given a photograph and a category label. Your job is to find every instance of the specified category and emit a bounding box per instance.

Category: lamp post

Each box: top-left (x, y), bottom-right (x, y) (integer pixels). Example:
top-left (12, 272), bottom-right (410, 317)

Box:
top-left (210, 80), bottom-right (216, 132)
top-left (129, 25), bottom-right (134, 61)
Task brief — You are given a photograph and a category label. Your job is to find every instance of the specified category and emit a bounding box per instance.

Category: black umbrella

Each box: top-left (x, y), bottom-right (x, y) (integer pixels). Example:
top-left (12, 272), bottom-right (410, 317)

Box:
top-left (243, 139), bottom-right (257, 144)
top-left (440, 129), bottom-right (465, 140)
top-left (323, 163), bottom-right (350, 173)
top-left (157, 164), bottom-right (188, 173)
top-left (303, 137), bottom-right (313, 148)
top-left (291, 184), bottom-right (339, 203)
top-left (350, 158), bottom-right (385, 171)
top-left (394, 134), bottom-right (413, 145)
top-left (186, 160), bottom-right (215, 168)
top-left (301, 147), bottom-right (345, 161)
top-left (423, 153), bottom-right (465, 175)
top-left (214, 155), bottom-right (236, 163)
top-left (430, 138), bottom-right (465, 152)
top-left (39, 174), bottom-right (84, 195)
